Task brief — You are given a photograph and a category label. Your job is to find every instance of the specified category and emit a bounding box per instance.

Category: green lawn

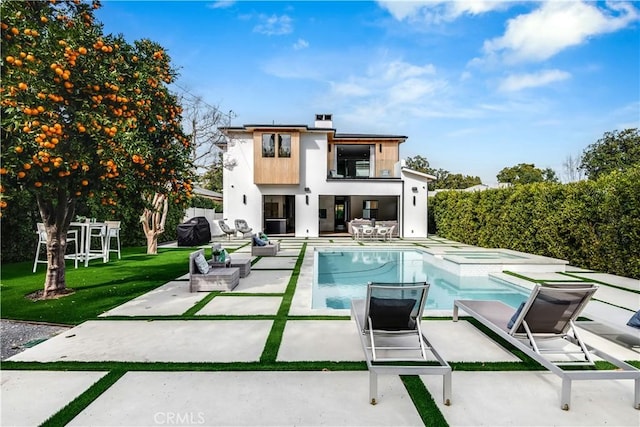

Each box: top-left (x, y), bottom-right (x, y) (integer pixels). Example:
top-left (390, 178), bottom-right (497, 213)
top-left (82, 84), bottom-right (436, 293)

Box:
top-left (0, 247), bottom-right (196, 325)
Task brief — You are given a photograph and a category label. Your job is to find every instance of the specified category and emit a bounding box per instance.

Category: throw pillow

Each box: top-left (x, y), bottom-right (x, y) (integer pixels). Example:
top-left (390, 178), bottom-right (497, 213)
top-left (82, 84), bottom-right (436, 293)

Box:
top-left (507, 302), bottom-right (526, 329)
top-left (252, 234), bottom-right (267, 246)
top-left (627, 310), bottom-right (640, 329)
top-left (194, 253), bottom-right (210, 274)
top-left (369, 297), bottom-right (416, 331)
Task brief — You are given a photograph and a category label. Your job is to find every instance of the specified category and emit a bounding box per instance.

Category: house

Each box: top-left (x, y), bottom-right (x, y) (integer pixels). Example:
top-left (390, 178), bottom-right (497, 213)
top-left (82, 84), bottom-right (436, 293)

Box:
top-left (217, 114), bottom-right (434, 238)
top-left (192, 186), bottom-right (223, 204)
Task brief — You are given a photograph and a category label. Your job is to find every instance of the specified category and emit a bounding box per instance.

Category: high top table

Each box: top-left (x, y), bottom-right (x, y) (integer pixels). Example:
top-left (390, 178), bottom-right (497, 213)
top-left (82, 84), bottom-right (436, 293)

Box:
top-left (70, 221), bottom-right (107, 267)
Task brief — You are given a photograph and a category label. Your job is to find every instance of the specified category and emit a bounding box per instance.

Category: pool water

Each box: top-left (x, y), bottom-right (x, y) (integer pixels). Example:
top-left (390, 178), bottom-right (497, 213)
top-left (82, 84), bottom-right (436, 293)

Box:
top-left (313, 249), bottom-right (528, 310)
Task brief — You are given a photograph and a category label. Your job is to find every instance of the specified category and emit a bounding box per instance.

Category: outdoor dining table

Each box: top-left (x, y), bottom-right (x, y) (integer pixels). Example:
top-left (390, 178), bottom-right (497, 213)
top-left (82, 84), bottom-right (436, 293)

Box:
top-left (70, 220), bottom-right (108, 267)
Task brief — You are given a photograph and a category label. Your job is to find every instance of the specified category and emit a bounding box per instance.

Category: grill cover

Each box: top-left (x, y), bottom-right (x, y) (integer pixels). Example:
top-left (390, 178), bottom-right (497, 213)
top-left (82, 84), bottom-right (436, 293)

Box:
top-left (177, 217), bottom-right (211, 246)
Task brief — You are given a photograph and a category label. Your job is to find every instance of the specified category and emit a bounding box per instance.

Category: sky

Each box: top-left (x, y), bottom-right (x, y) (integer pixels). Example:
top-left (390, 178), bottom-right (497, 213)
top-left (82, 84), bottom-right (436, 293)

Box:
top-left (95, 1), bottom-right (640, 185)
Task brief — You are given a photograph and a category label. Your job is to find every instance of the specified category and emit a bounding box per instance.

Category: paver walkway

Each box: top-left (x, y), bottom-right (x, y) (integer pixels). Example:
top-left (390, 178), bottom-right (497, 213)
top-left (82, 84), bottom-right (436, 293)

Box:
top-left (2, 237), bottom-right (639, 426)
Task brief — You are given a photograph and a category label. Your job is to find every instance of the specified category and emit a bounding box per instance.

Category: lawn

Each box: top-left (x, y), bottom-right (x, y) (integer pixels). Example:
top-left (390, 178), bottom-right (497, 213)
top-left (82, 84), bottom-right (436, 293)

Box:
top-left (0, 247), bottom-right (196, 325)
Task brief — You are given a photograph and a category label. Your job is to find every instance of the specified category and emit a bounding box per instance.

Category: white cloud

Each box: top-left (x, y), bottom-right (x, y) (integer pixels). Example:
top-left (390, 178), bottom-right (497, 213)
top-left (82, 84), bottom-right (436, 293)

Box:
top-left (208, 1), bottom-right (235, 9)
top-left (498, 69), bottom-right (571, 92)
top-left (324, 58), bottom-right (449, 128)
top-left (376, 0), bottom-right (509, 23)
top-left (253, 14), bottom-right (293, 35)
top-left (293, 38), bottom-right (309, 50)
top-left (330, 81), bottom-right (371, 97)
top-left (483, 1), bottom-right (639, 63)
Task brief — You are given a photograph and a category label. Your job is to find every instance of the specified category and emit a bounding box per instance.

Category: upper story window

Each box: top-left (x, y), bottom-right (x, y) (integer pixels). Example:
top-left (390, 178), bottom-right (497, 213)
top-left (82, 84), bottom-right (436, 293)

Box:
top-left (262, 133), bottom-right (291, 158)
top-left (279, 134), bottom-right (291, 158)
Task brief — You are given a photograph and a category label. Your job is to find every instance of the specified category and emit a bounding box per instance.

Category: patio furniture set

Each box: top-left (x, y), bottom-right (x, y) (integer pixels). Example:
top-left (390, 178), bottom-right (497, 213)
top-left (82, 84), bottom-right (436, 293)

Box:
top-left (189, 231), bottom-right (280, 292)
top-left (33, 219), bottom-right (121, 272)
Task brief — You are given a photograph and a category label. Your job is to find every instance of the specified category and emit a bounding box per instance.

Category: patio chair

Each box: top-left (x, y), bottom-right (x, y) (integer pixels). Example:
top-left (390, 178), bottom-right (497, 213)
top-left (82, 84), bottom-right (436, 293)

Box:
top-left (351, 281), bottom-right (451, 405)
top-left (104, 220), bottom-right (121, 260)
top-left (384, 225), bottom-right (396, 241)
top-left (361, 225), bottom-right (375, 240)
top-left (234, 219), bottom-right (253, 238)
top-left (217, 220), bottom-right (236, 240)
top-left (351, 226), bottom-right (363, 241)
top-left (374, 226), bottom-right (389, 241)
top-left (454, 283), bottom-right (640, 410)
top-left (33, 223), bottom-right (79, 272)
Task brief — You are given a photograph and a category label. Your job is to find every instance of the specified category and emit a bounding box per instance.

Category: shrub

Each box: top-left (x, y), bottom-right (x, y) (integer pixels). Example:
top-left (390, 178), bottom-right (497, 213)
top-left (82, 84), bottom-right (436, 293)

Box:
top-left (431, 167), bottom-right (640, 279)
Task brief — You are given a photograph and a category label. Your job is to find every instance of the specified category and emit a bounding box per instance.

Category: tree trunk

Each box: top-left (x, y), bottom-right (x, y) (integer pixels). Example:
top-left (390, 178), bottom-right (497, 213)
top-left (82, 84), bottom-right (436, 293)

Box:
top-left (36, 192), bottom-right (76, 298)
top-left (141, 193), bottom-right (168, 255)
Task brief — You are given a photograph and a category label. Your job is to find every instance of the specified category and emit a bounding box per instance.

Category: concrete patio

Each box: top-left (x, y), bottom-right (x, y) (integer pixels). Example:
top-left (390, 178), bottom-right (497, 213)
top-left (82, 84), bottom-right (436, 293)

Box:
top-left (2, 237), bottom-right (639, 426)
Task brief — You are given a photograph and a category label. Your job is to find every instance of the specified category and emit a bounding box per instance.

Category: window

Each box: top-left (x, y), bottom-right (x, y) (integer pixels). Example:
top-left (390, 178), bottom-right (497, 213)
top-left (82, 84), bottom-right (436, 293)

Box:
top-left (262, 134), bottom-right (275, 157)
top-left (278, 134), bottom-right (291, 158)
top-left (262, 133), bottom-right (291, 158)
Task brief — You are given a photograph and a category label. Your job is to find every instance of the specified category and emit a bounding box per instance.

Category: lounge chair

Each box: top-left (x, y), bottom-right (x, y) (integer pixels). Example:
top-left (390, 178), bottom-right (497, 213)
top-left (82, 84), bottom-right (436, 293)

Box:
top-left (577, 300), bottom-right (640, 349)
top-left (351, 281), bottom-right (452, 405)
top-left (234, 219), bottom-right (253, 238)
top-left (250, 233), bottom-right (279, 256)
top-left (454, 283), bottom-right (640, 410)
top-left (217, 220), bottom-right (236, 240)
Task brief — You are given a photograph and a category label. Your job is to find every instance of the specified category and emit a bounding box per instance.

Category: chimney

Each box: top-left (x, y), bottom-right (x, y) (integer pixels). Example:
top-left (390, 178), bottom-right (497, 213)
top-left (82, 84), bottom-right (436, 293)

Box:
top-left (314, 113), bottom-right (333, 128)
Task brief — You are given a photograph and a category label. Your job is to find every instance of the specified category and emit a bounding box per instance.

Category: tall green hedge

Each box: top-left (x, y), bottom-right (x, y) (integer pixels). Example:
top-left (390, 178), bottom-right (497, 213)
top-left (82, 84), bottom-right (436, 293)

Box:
top-left (430, 166), bottom-right (640, 279)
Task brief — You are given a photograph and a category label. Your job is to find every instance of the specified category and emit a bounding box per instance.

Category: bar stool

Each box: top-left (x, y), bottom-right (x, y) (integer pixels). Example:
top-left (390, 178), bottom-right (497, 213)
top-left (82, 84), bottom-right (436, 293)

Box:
top-left (104, 220), bottom-right (121, 260)
top-left (33, 223), bottom-right (79, 272)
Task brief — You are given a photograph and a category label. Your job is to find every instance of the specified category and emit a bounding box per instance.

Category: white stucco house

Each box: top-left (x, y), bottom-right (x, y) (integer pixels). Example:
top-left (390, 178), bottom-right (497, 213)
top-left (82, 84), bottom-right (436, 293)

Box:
top-left (217, 114), bottom-right (434, 238)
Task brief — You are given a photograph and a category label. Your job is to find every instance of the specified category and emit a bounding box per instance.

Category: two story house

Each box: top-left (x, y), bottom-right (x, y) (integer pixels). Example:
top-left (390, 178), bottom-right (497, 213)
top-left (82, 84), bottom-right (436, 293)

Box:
top-left (218, 114), bottom-right (433, 238)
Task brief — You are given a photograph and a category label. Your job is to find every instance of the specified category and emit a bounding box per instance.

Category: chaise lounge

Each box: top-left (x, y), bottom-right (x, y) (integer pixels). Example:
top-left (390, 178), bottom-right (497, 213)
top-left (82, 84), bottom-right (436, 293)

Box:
top-left (351, 281), bottom-right (452, 406)
top-left (454, 283), bottom-right (640, 410)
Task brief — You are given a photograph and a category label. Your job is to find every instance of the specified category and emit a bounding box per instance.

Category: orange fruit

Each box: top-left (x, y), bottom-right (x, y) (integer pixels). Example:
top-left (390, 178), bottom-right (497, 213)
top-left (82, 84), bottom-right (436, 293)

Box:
top-left (15, 146), bottom-right (23, 153)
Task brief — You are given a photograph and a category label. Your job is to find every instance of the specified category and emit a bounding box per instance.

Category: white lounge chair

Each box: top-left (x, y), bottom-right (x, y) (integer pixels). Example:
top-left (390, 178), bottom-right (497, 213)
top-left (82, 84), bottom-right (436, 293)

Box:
top-left (454, 283), bottom-right (640, 410)
top-left (351, 281), bottom-right (452, 405)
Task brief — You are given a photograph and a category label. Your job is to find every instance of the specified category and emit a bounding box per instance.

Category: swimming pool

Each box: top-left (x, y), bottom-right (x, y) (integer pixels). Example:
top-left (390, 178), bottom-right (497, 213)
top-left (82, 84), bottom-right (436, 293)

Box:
top-left (313, 248), bottom-right (529, 310)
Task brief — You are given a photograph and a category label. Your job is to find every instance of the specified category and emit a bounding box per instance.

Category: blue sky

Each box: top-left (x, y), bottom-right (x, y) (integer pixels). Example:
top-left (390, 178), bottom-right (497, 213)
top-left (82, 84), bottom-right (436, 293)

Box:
top-left (96, 1), bottom-right (640, 185)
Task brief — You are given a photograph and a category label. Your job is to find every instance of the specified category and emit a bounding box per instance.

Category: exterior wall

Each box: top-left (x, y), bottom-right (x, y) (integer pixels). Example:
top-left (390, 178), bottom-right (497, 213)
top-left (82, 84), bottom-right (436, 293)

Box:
top-left (401, 170), bottom-right (429, 238)
top-left (222, 132), bottom-right (263, 232)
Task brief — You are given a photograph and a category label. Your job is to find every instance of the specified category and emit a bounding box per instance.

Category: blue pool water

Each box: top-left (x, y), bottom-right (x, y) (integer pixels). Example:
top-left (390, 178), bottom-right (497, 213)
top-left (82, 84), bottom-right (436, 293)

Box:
top-left (313, 249), bottom-right (529, 310)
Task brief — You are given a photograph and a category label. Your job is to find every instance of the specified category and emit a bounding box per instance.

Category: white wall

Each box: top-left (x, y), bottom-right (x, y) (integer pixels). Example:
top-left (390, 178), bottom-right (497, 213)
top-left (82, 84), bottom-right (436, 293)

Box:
top-left (401, 171), bottom-right (429, 238)
top-left (222, 133), bottom-right (262, 233)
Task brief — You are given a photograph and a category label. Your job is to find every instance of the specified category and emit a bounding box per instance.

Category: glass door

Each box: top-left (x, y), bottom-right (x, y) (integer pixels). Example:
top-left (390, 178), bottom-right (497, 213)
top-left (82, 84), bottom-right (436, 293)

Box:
top-left (334, 196), bottom-right (349, 231)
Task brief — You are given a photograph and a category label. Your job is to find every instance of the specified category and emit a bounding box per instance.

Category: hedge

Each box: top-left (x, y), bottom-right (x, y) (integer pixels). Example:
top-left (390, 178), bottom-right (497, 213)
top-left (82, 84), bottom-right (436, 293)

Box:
top-left (430, 166), bottom-right (640, 279)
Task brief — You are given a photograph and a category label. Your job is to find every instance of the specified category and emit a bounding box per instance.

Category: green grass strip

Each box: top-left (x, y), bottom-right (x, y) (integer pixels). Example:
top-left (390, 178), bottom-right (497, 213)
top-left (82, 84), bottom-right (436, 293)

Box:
top-left (40, 370), bottom-right (126, 427)
top-left (182, 291), bottom-right (221, 316)
top-left (254, 244), bottom-right (306, 362)
top-left (401, 375), bottom-right (448, 427)
top-left (559, 272), bottom-right (640, 294)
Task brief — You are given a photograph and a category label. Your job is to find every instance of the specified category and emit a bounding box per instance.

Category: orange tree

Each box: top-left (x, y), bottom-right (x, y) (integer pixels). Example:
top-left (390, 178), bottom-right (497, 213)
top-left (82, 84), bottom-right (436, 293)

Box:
top-left (1, 0), bottom-right (193, 297)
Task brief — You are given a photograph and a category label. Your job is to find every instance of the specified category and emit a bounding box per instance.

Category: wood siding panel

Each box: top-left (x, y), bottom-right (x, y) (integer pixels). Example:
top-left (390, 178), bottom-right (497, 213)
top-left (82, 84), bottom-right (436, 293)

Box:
top-left (254, 132), bottom-right (300, 184)
top-left (376, 142), bottom-right (399, 177)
